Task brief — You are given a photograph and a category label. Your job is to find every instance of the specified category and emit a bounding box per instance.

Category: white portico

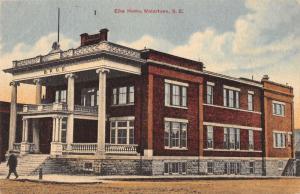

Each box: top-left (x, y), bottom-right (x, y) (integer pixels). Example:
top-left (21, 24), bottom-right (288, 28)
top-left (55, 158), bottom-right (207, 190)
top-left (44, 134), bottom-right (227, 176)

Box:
top-left (5, 29), bottom-right (144, 157)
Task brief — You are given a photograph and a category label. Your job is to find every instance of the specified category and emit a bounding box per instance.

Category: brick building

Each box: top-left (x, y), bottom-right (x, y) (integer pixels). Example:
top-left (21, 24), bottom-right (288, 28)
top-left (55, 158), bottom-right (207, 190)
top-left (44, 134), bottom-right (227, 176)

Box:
top-left (1, 29), bottom-right (295, 176)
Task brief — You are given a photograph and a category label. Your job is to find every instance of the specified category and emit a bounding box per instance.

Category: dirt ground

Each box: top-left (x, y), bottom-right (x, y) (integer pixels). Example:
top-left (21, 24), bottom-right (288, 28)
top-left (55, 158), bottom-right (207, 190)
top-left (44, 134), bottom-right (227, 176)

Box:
top-left (0, 179), bottom-right (300, 194)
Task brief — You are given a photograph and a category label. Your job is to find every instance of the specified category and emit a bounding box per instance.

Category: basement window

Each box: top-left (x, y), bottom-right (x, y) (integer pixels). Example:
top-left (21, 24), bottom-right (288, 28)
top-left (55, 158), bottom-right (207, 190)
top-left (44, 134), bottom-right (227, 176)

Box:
top-left (164, 162), bottom-right (187, 175)
top-left (83, 162), bottom-right (93, 172)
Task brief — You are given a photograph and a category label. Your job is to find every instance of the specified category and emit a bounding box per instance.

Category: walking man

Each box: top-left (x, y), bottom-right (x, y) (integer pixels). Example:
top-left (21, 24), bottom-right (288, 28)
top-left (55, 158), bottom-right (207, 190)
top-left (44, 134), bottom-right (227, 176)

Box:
top-left (6, 153), bottom-right (19, 179)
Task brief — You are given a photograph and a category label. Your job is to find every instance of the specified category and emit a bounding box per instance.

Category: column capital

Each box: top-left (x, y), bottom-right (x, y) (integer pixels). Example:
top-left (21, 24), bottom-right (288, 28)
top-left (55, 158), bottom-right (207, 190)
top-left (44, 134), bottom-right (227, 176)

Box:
top-left (96, 68), bottom-right (110, 75)
top-left (65, 73), bottom-right (76, 79)
top-left (9, 81), bottom-right (20, 87)
top-left (33, 78), bottom-right (43, 85)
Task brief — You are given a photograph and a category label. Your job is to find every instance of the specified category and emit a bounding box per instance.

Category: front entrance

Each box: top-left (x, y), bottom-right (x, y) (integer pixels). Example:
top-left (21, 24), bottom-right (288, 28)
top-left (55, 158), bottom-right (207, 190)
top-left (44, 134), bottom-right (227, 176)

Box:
top-left (39, 118), bottom-right (53, 154)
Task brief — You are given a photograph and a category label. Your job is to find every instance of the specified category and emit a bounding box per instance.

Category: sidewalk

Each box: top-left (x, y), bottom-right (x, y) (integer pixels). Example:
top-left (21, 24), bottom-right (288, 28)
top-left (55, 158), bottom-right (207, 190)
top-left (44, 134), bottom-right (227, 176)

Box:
top-left (1, 174), bottom-right (299, 184)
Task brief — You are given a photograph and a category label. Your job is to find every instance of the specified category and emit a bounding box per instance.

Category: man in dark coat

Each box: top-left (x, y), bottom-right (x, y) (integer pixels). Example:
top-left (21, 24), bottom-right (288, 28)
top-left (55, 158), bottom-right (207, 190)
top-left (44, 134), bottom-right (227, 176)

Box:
top-left (6, 154), bottom-right (19, 179)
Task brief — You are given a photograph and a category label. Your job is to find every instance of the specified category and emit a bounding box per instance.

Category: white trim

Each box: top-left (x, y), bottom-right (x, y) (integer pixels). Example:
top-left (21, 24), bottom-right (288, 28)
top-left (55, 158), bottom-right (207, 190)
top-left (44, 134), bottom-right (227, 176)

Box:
top-left (164, 117), bottom-right (189, 123)
top-left (164, 147), bottom-right (188, 150)
top-left (203, 103), bottom-right (262, 114)
top-left (203, 148), bottom-right (262, 153)
top-left (109, 116), bottom-right (135, 121)
top-left (203, 149), bottom-right (262, 153)
top-left (248, 90), bottom-right (254, 95)
top-left (223, 85), bottom-right (241, 92)
top-left (272, 100), bottom-right (286, 105)
top-left (203, 122), bottom-right (262, 131)
top-left (74, 115), bottom-right (98, 120)
top-left (165, 105), bottom-right (188, 109)
top-left (273, 130), bottom-right (288, 134)
top-left (165, 79), bottom-right (189, 87)
top-left (207, 81), bottom-right (215, 86)
top-left (22, 114), bottom-right (67, 119)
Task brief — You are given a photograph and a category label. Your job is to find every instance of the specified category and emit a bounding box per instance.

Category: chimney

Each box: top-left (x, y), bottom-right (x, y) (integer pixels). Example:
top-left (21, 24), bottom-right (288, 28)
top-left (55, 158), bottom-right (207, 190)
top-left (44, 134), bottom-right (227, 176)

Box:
top-left (99, 28), bottom-right (109, 41)
top-left (262, 74), bottom-right (269, 81)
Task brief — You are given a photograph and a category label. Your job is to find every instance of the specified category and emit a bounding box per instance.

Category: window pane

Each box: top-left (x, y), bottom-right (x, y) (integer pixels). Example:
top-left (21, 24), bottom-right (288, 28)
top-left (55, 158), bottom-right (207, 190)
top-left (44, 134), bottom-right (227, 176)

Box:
top-left (235, 91), bottom-right (239, 108)
top-left (224, 128), bottom-right (229, 149)
top-left (61, 90), bottom-right (67, 103)
top-left (223, 89), bottom-right (227, 106)
top-left (171, 122), bottom-right (180, 147)
top-left (165, 83), bottom-right (170, 106)
top-left (229, 128), bottom-right (235, 149)
top-left (207, 126), bottom-right (213, 149)
top-left (164, 122), bottom-right (170, 147)
top-left (235, 129), bottom-right (240, 149)
top-left (207, 85), bottom-right (213, 104)
top-left (119, 87), bottom-right (127, 104)
top-left (112, 88), bottom-right (117, 105)
top-left (172, 85), bottom-right (180, 106)
top-left (111, 129), bottom-right (116, 144)
top-left (180, 123), bottom-right (187, 148)
top-left (129, 86), bottom-right (134, 103)
top-left (229, 90), bottom-right (234, 107)
top-left (55, 91), bottom-right (60, 103)
top-left (117, 121), bottom-right (127, 127)
top-left (181, 87), bottom-right (187, 106)
top-left (129, 128), bottom-right (134, 144)
top-left (117, 129), bottom-right (127, 144)
top-left (248, 94), bottom-right (253, 111)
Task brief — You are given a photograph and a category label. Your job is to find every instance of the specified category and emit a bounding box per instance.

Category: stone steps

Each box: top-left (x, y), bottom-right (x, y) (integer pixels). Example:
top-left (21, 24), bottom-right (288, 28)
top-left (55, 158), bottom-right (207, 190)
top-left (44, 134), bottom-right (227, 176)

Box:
top-left (0, 154), bottom-right (49, 176)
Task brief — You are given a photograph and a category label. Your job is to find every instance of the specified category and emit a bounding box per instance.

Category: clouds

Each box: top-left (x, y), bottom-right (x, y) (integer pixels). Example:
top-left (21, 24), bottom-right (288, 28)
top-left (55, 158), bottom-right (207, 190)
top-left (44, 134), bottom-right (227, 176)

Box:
top-left (0, 33), bottom-right (78, 103)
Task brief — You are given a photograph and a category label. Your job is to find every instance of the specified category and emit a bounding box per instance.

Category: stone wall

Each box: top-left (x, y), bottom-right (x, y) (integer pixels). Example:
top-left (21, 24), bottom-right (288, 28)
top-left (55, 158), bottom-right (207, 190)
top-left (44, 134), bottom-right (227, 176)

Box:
top-left (38, 157), bottom-right (295, 176)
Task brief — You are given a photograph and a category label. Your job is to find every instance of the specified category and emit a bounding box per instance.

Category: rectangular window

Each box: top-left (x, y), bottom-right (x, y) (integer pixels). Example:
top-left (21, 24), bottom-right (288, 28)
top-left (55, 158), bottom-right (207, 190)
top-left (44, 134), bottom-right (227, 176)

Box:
top-left (226, 162), bottom-right (241, 175)
top-left (81, 88), bottom-right (97, 107)
top-left (207, 162), bottom-right (214, 174)
top-left (165, 81), bottom-right (188, 108)
top-left (248, 93), bottom-right (254, 111)
top-left (206, 85), bottom-right (214, 104)
top-left (224, 128), bottom-right (240, 150)
top-left (273, 132), bottom-right (286, 148)
top-left (55, 89), bottom-right (67, 103)
top-left (61, 118), bottom-right (67, 143)
top-left (164, 162), bottom-right (187, 175)
top-left (223, 88), bottom-right (240, 108)
top-left (129, 86), bottom-right (135, 104)
top-left (249, 162), bottom-right (255, 174)
top-left (112, 86), bottom-right (135, 105)
top-left (248, 130), bottom-right (254, 150)
top-left (207, 126), bottom-right (214, 149)
top-left (164, 120), bottom-right (188, 149)
top-left (110, 119), bottom-right (134, 145)
top-left (272, 102), bottom-right (285, 116)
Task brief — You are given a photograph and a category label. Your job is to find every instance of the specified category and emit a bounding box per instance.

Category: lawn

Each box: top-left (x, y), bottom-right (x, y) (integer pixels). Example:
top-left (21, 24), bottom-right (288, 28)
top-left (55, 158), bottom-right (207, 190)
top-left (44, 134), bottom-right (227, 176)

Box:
top-left (0, 179), bottom-right (300, 194)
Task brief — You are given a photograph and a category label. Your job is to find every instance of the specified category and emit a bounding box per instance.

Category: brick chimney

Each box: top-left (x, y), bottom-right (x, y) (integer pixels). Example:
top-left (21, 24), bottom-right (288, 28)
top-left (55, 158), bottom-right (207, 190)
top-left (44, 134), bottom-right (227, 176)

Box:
top-left (99, 28), bottom-right (109, 41)
top-left (80, 28), bottom-right (109, 46)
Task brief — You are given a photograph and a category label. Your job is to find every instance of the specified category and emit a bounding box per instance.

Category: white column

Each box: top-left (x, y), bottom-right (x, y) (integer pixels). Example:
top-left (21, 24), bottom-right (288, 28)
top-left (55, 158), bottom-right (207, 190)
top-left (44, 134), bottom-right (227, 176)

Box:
top-left (96, 68), bottom-right (109, 155)
top-left (65, 73), bottom-right (75, 150)
top-left (31, 79), bottom-right (42, 153)
top-left (33, 78), bottom-right (42, 104)
top-left (8, 81), bottom-right (19, 151)
top-left (50, 116), bottom-right (62, 155)
top-left (20, 118), bottom-right (30, 154)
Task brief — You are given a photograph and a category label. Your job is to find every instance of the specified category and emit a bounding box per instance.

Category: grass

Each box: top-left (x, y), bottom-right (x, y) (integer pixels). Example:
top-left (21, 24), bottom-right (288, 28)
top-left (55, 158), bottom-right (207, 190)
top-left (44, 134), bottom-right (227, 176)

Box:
top-left (0, 178), bottom-right (300, 194)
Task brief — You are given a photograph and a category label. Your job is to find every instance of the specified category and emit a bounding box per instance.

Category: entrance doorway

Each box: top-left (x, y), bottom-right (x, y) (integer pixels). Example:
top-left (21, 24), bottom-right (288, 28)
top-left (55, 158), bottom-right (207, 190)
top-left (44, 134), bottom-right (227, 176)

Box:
top-left (39, 118), bottom-right (52, 154)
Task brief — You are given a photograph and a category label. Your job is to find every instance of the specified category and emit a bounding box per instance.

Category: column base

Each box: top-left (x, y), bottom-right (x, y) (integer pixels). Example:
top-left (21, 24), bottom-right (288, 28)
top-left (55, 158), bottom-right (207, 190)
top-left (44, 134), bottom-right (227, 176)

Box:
top-left (20, 142), bottom-right (30, 155)
top-left (143, 149), bottom-right (153, 158)
top-left (50, 142), bottom-right (63, 155)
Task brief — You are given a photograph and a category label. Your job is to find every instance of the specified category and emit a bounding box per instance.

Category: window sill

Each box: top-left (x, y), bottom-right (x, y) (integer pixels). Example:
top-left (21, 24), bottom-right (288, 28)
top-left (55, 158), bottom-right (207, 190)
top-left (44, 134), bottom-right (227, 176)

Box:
top-left (111, 104), bottom-right (134, 107)
top-left (165, 105), bottom-right (188, 109)
top-left (164, 147), bottom-right (188, 150)
top-left (272, 114), bottom-right (285, 117)
top-left (273, 147), bottom-right (286, 149)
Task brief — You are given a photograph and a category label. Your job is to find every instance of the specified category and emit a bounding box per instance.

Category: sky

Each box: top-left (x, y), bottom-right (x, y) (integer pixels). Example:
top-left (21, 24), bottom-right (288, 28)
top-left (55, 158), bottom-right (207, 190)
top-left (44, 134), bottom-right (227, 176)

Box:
top-left (0, 0), bottom-right (299, 128)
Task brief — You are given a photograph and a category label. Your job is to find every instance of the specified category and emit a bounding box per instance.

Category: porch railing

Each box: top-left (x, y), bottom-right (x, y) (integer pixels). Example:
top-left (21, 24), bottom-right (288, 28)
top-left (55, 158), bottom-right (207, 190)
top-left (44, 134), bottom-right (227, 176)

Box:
top-left (105, 143), bottom-right (138, 154)
top-left (74, 105), bottom-right (98, 114)
top-left (22, 102), bottom-right (67, 113)
top-left (62, 143), bottom-right (138, 155)
top-left (70, 143), bottom-right (97, 153)
top-left (13, 143), bottom-right (21, 152)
